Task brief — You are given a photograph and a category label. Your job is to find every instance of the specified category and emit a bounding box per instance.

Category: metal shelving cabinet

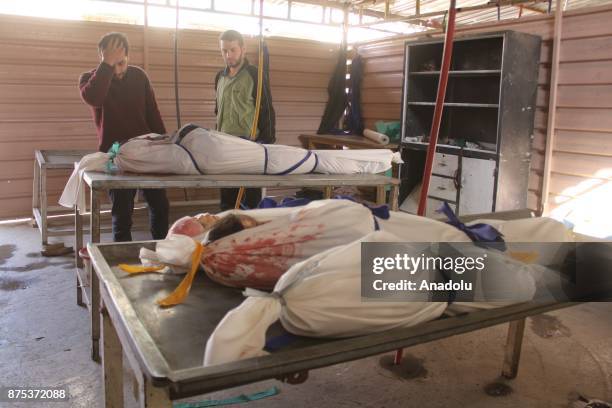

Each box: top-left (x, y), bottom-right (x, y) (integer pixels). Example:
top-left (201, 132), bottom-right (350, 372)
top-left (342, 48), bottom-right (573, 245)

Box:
top-left (398, 30), bottom-right (542, 216)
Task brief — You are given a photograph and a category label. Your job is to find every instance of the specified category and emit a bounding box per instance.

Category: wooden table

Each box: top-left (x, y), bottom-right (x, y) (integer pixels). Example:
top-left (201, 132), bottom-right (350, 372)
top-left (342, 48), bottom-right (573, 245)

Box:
top-left (299, 133), bottom-right (399, 150)
top-left (77, 171), bottom-right (401, 362)
top-left (88, 239), bottom-right (576, 407)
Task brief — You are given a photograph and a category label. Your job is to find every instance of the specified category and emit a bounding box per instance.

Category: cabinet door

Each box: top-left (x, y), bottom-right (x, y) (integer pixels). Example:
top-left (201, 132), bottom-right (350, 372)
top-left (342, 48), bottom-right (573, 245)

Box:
top-left (432, 152), bottom-right (458, 177)
top-left (429, 175), bottom-right (457, 202)
top-left (459, 157), bottom-right (496, 215)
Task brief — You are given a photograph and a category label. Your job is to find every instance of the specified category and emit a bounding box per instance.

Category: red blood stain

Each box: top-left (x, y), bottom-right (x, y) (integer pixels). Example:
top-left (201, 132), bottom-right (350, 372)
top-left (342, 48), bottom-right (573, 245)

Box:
top-left (202, 224), bottom-right (323, 289)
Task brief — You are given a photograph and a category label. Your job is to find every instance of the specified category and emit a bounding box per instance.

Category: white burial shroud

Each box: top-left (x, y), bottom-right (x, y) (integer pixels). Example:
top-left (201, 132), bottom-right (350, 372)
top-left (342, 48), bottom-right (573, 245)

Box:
top-left (59, 124), bottom-right (402, 210)
top-left (203, 214), bottom-right (575, 366)
top-left (203, 230), bottom-right (448, 366)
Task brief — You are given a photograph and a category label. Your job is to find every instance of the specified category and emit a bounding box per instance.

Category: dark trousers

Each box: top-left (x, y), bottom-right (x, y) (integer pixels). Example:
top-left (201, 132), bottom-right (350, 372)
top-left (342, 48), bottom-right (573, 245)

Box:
top-left (108, 189), bottom-right (169, 242)
top-left (219, 188), bottom-right (262, 211)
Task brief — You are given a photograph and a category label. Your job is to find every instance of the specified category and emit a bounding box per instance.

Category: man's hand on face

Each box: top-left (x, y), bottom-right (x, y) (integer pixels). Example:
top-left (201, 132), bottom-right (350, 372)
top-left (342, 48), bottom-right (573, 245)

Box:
top-left (102, 38), bottom-right (126, 67)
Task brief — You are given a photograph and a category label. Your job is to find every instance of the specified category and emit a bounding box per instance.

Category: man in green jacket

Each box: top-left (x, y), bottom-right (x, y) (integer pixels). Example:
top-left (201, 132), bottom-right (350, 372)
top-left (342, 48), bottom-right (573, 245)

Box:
top-left (215, 29), bottom-right (276, 210)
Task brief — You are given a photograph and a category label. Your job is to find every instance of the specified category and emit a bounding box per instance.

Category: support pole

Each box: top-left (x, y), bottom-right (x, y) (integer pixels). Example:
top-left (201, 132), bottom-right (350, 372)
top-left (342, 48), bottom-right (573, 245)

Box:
top-left (416, 0), bottom-right (457, 217)
top-left (235, 0), bottom-right (264, 209)
top-left (395, 0), bottom-right (457, 366)
top-left (174, 0), bottom-right (181, 128)
top-left (143, 0), bottom-right (149, 71)
top-left (540, 0), bottom-right (563, 214)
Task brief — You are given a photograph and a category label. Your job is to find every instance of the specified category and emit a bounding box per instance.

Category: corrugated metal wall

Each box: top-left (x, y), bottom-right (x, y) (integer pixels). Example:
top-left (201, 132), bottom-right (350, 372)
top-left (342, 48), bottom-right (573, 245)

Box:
top-left (359, 3), bottom-right (612, 215)
top-left (0, 14), bottom-right (337, 219)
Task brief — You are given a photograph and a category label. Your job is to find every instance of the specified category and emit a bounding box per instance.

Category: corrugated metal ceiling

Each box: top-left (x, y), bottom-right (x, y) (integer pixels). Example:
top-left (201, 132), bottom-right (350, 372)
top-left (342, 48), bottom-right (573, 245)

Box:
top-left (269, 0), bottom-right (612, 30)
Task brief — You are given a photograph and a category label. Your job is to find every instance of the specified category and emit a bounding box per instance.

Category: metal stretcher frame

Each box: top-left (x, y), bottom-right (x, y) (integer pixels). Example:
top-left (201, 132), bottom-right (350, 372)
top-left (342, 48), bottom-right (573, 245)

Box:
top-left (33, 149), bottom-right (94, 245)
top-left (88, 239), bottom-right (577, 408)
top-left (32, 149), bottom-right (217, 246)
top-left (75, 171), bottom-right (401, 362)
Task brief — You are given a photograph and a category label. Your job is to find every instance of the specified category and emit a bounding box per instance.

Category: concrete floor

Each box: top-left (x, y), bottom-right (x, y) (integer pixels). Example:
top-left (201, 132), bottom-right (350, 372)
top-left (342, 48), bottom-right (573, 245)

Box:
top-left (1, 220), bottom-right (611, 408)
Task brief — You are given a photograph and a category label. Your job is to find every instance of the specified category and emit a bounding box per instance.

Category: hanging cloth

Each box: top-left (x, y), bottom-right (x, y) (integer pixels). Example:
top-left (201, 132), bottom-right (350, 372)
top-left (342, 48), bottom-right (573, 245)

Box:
top-left (317, 48), bottom-right (348, 134)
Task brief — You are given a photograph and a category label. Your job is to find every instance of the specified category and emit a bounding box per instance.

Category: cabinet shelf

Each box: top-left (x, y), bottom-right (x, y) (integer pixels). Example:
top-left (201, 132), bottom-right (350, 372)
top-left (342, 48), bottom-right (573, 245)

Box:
top-left (407, 102), bottom-right (499, 108)
top-left (399, 31), bottom-right (541, 216)
top-left (402, 141), bottom-right (497, 160)
top-left (409, 70), bottom-right (502, 76)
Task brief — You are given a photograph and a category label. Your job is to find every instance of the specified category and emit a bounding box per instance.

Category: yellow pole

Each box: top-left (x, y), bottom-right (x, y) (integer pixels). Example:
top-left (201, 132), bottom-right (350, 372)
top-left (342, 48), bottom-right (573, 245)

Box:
top-left (235, 0), bottom-right (265, 209)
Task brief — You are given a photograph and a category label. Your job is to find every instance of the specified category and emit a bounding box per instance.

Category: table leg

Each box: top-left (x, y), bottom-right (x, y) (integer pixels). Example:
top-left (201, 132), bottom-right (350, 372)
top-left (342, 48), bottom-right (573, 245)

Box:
top-left (376, 185), bottom-right (385, 206)
top-left (502, 318), bottom-right (526, 379)
top-left (139, 379), bottom-right (171, 408)
top-left (125, 343), bottom-right (171, 408)
top-left (390, 184), bottom-right (399, 211)
top-left (32, 160), bottom-right (40, 229)
top-left (40, 165), bottom-right (48, 246)
top-left (324, 186), bottom-right (333, 199)
top-left (75, 206), bottom-right (83, 268)
top-left (91, 188), bottom-right (101, 243)
top-left (101, 302), bottom-right (124, 408)
top-left (75, 206), bottom-right (84, 307)
top-left (91, 188), bottom-right (101, 362)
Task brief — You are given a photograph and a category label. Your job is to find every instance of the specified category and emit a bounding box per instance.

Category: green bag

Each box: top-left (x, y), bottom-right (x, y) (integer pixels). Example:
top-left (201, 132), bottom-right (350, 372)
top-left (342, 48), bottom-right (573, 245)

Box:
top-left (375, 121), bottom-right (401, 142)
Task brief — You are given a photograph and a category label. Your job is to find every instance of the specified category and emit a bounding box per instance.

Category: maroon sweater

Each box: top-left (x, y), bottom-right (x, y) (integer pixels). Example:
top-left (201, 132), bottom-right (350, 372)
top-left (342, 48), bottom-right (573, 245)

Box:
top-left (79, 63), bottom-right (166, 152)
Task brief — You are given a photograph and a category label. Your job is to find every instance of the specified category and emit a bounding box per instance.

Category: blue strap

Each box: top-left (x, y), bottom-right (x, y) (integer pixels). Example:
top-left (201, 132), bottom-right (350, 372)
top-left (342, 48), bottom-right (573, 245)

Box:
top-left (437, 202), bottom-right (507, 251)
top-left (258, 197), bottom-right (312, 208)
top-left (309, 152), bottom-right (319, 173)
top-left (264, 332), bottom-right (298, 352)
top-left (261, 144), bottom-right (269, 175)
top-left (176, 123), bottom-right (200, 142)
top-left (173, 124), bottom-right (205, 175)
top-left (173, 387), bottom-right (279, 408)
top-left (272, 151), bottom-right (312, 175)
top-left (334, 195), bottom-right (390, 220)
top-left (175, 143), bottom-right (204, 175)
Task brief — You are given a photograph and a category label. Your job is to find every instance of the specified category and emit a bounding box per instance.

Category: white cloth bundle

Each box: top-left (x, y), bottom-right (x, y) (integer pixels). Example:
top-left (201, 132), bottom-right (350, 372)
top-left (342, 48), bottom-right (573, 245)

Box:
top-left (467, 216), bottom-right (575, 265)
top-left (115, 133), bottom-right (199, 174)
top-left (135, 200), bottom-right (375, 279)
top-left (204, 230), bottom-right (447, 366)
top-left (447, 216), bottom-right (574, 314)
top-left (201, 200), bottom-right (377, 289)
top-left (379, 210), bottom-right (472, 242)
top-left (135, 206), bottom-right (309, 272)
top-left (204, 212), bottom-right (575, 365)
top-left (138, 234), bottom-right (197, 274)
top-left (58, 152), bottom-right (109, 211)
top-left (116, 125), bottom-right (400, 176)
top-left (363, 128), bottom-right (390, 145)
top-left (58, 124), bottom-right (402, 210)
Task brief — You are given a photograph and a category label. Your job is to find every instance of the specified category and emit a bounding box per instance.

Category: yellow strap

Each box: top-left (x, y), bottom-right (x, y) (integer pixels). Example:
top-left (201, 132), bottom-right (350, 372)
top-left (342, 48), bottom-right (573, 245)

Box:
top-left (118, 264), bottom-right (166, 274)
top-left (249, 43), bottom-right (264, 139)
top-left (235, 37), bottom-right (265, 210)
top-left (157, 242), bottom-right (204, 307)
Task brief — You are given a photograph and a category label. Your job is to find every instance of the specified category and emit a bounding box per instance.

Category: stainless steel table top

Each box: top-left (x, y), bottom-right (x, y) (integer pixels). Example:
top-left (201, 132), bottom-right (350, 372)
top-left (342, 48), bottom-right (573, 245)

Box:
top-left (83, 171), bottom-right (400, 190)
top-left (88, 240), bottom-right (570, 399)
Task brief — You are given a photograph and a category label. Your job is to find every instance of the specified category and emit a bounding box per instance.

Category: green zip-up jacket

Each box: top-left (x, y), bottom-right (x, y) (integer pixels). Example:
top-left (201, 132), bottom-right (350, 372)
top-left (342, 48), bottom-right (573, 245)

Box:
top-left (214, 58), bottom-right (276, 144)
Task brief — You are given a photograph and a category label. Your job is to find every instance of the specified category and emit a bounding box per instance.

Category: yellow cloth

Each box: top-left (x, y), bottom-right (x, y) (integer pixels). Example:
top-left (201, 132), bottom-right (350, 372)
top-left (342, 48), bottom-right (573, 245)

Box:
top-left (119, 242), bottom-right (205, 307)
top-left (157, 242), bottom-right (205, 307)
top-left (508, 251), bottom-right (539, 264)
top-left (118, 264), bottom-right (165, 274)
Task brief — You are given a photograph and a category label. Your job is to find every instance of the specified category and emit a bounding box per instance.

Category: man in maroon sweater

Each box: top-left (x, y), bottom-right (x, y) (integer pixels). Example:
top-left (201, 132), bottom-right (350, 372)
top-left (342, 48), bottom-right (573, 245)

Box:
top-left (79, 32), bottom-right (169, 242)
